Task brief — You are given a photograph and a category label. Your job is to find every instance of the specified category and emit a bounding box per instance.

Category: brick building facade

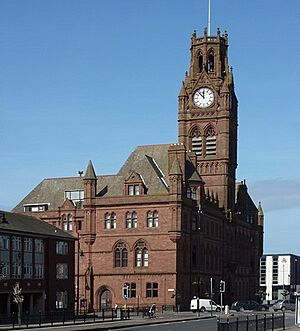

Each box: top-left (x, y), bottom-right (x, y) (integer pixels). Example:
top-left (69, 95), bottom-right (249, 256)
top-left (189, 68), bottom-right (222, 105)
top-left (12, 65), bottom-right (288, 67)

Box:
top-left (13, 28), bottom-right (264, 310)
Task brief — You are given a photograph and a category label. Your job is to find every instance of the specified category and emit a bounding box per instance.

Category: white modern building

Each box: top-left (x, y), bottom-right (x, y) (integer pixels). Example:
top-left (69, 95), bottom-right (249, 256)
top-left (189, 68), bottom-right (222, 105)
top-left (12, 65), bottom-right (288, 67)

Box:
top-left (260, 254), bottom-right (300, 303)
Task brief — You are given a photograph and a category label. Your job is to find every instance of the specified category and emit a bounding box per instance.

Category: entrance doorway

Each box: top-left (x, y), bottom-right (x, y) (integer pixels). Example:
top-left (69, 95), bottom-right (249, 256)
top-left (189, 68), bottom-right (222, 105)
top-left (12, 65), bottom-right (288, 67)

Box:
top-left (100, 289), bottom-right (112, 309)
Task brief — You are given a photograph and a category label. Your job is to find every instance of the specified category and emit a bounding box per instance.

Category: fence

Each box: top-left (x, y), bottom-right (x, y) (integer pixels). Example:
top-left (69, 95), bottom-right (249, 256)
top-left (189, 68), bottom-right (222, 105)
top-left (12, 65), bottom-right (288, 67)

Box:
top-left (217, 312), bottom-right (285, 331)
top-left (0, 308), bottom-right (130, 330)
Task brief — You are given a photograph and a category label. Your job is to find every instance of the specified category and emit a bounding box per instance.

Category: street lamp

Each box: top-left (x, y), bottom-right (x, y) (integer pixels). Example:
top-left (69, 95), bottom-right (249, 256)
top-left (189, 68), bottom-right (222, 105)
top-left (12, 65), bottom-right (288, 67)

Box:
top-left (295, 258), bottom-right (298, 293)
top-left (192, 277), bottom-right (202, 316)
top-left (76, 241), bottom-right (84, 315)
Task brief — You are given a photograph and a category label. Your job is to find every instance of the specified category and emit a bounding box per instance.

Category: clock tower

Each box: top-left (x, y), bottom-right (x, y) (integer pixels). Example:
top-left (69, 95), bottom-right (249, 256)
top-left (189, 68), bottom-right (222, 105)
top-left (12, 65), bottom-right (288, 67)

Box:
top-left (178, 28), bottom-right (238, 211)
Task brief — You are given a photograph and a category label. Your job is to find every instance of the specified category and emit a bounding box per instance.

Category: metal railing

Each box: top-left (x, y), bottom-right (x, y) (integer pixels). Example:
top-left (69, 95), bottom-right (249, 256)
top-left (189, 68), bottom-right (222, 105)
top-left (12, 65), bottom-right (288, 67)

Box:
top-left (0, 308), bottom-right (130, 330)
top-left (217, 312), bottom-right (285, 331)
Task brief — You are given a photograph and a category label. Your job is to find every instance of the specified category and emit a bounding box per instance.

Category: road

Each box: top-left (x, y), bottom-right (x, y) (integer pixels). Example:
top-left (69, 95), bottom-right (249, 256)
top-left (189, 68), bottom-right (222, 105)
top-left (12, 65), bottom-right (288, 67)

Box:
top-left (111, 318), bottom-right (217, 331)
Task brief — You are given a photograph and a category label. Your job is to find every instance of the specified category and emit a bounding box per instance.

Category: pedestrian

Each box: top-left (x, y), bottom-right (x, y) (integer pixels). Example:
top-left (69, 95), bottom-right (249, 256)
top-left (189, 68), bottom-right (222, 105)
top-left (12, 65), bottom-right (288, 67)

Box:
top-left (149, 303), bottom-right (156, 318)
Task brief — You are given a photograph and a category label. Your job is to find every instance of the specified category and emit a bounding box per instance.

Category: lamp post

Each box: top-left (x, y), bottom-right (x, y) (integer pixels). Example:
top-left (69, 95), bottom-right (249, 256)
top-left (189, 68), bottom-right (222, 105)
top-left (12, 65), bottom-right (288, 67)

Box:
top-left (192, 276), bottom-right (202, 316)
top-left (295, 258), bottom-right (298, 293)
top-left (76, 239), bottom-right (84, 316)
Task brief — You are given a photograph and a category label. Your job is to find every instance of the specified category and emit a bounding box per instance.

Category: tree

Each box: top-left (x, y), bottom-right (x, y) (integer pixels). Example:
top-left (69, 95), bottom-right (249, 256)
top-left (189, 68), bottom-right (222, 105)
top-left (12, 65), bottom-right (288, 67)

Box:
top-left (255, 290), bottom-right (267, 304)
top-left (13, 283), bottom-right (24, 326)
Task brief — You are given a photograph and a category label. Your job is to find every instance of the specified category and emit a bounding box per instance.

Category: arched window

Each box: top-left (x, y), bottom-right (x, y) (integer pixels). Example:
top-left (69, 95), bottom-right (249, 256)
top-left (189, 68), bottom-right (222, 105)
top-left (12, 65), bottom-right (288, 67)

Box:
top-left (187, 187), bottom-right (197, 200)
top-left (198, 53), bottom-right (203, 72)
top-left (146, 210), bottom-right (158, 227)
top-left (205, 127), bottom-right (216, 155)
top-left (105, 212), bottom-right (116, 229)
top-left (208, 51), bottom-right (214, 72)
top-left (126, 211), bottom-right (137, 228)
top-left (114, 241), bottom-right (128, 267)
top-left (134, 240), bottom-right (149, 267)
top-left (62, 214), bottom-right (72, 231)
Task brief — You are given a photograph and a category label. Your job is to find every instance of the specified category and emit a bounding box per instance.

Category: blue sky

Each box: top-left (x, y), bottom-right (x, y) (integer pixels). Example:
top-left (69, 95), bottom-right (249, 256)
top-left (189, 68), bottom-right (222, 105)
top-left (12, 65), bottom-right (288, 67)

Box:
top-left (1, 0), bottom-right (300, 254)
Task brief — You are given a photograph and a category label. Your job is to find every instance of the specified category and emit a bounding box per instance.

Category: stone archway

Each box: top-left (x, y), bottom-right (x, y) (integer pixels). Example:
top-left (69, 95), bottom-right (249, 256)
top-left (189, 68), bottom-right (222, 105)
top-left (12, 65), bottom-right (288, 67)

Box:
top-left (99, 288), bottom-right (112, 309)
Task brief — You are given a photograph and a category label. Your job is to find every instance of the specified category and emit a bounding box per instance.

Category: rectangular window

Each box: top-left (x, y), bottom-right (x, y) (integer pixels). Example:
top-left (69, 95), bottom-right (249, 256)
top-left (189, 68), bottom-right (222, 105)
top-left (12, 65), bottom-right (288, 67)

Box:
top-left (260, 257), bottom-right (266, 285)
top-left (12, 236), bottom-right (22, 251)
top-left (0, 235), bottom-right (10, 250)
top-left (192, 137), bottom-right (202, 156)
top-left (35, 264), bottom-right (44, 279)
top-left (56, 263), bottom-right (68, 279)
top-left (35, 239), bottom-right (44, 253)
top-left (23, 204), bottom-right (49, 212)
top-left (146, 282), bottom-right (158, 298)
top-left (56, 241), bottom-right (68, 255)
top-left (56, 291), bottom-right (68, 309)
top-left (12, 237), bottom-right (22, 279)
top-left (64, 190), bottom-right (84, 202)
top-left (24, 238), bottom-right (33, 279)
top-left (206, 136), bottom-right (216, 155)
top-left (34, 239), bottom-right (44, 279)
top-left (128, 185), bottom-right (140, 196)
top-left (273, 256), bottom-right (278, 284)
top-left (125, 283), bottom-right (136, 298)
top-left (0, 235), bottom-right (10, 279)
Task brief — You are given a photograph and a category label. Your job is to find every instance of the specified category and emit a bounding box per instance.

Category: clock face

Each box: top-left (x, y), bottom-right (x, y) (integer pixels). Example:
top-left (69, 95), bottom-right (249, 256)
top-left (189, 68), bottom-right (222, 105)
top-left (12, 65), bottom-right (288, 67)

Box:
top-left (193, 87), bottom-right (214, 108)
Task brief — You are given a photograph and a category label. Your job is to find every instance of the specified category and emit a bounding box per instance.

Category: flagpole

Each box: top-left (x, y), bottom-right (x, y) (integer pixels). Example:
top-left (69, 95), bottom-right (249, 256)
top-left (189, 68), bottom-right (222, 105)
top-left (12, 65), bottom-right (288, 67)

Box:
top-left (208, 0), bottom-right (211, 36)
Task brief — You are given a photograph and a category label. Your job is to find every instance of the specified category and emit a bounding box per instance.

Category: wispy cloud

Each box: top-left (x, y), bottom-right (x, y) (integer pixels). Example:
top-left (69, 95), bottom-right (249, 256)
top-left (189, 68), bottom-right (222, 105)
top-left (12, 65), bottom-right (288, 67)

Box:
top-left (249, 179), bottom-right (300, 212)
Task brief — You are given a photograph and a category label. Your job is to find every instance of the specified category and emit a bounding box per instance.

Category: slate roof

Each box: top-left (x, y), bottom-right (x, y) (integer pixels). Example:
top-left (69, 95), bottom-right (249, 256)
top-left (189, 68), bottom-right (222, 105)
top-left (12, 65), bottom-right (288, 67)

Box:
top-left (0, 211), bottom-right (76, 240)
top-left (13, 143), bottom-right (202, 212)
top-left (118, 144), bottom-right (170, 194)
top-left (13, 177), bottom-right (84, 212)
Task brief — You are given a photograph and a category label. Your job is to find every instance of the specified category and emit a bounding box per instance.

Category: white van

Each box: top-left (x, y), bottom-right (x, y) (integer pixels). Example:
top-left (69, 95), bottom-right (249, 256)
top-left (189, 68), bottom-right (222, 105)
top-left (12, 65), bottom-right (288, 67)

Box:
top-left (190, 298), bottom-right (221, 312)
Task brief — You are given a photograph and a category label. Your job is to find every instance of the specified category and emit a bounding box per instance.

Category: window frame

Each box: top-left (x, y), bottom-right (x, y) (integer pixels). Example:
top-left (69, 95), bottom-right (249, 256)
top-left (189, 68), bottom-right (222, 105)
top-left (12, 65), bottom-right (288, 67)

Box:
top-left (146, 282), bottom-right (158, 298)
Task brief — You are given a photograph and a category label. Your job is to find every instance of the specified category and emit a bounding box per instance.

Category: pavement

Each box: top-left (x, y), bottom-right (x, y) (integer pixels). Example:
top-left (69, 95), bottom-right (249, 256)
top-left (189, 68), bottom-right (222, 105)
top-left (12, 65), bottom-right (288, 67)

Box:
top-left (0, 311), bottom-right (213, 331)
top-left (0, 310), bottom-right (299, 330)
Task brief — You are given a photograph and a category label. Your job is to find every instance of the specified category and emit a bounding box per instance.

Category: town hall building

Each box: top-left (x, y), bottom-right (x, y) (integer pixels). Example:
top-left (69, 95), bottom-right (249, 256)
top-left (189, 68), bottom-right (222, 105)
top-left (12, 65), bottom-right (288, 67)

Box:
top-left (13, 28), bottom-right (264, 311)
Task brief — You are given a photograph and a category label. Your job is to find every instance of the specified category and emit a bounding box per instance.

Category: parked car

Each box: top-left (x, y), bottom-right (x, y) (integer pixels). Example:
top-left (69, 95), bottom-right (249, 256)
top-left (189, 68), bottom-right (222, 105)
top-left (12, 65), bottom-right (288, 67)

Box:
top-left (190, 298), bottom-right (222, 312)
top-left (272, 299), bottom-right (295, 312)
top-left (231, 300), bottom-right (269, 312)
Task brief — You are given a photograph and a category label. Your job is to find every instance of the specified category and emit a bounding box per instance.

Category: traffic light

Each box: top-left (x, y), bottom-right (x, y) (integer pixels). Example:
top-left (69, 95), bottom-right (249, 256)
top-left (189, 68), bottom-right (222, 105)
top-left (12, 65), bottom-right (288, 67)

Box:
top-left (219, 280), bottom-right (225, 293)
top-left (122, 284), bottom-right (129, 300)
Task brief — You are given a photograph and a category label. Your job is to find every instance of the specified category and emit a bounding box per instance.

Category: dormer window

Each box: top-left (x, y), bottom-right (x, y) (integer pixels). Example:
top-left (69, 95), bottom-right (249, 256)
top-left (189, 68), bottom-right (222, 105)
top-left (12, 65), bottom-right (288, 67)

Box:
top-left (125, 171), bottom-right (146, 196)
top-left (24, 203), bottom-right (49, 212)
top-left (64, 190), bottom-right (84, 203)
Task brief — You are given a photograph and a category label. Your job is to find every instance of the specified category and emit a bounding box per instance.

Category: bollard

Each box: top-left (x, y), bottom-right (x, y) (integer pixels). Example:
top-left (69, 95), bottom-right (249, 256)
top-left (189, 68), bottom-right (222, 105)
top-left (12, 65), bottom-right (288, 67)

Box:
top-left (236, 316), bottom-right (239, 331)
top-left (12, 312), bottom-right (15, 329)
top-left (225, 305), bottom-right (230, 315)
top-left (39, 310), bottom-right (42, 327)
